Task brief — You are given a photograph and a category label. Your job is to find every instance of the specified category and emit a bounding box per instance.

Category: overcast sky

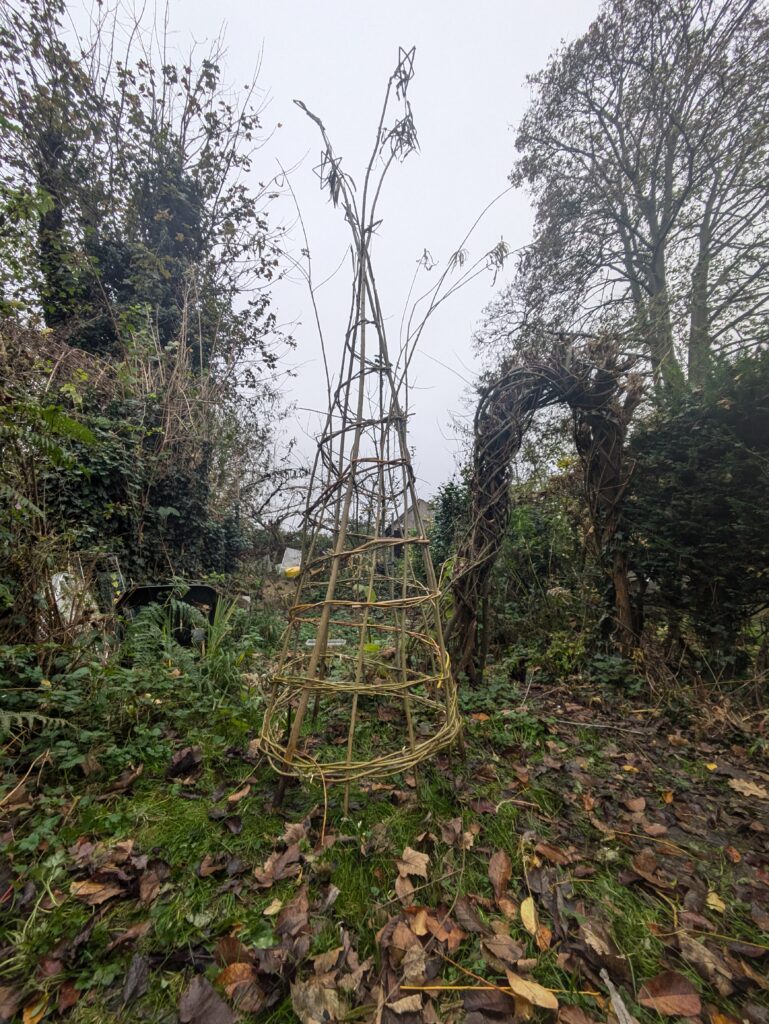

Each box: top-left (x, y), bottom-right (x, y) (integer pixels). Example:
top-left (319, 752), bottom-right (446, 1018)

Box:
top-left (88, 0), bottom-right (602, 496)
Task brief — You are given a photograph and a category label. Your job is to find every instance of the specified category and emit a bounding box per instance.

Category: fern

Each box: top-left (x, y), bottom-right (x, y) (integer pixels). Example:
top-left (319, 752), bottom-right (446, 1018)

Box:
top-left (0, 709), bottom-right (69, 738)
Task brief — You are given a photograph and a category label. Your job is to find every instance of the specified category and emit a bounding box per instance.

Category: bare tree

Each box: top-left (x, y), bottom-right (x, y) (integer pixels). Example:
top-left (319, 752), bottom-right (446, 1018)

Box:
top-left (482, 0), bottom-right (769, 392)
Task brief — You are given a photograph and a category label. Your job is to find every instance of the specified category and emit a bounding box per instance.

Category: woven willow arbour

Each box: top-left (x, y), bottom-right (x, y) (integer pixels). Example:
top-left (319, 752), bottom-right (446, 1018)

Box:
top-left (259, 49), bottom-right (460, 804)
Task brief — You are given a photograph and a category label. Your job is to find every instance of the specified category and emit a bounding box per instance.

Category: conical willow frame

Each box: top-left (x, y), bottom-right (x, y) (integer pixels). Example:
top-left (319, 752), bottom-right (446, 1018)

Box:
top-left (259, 49), bottom-right (461, 807)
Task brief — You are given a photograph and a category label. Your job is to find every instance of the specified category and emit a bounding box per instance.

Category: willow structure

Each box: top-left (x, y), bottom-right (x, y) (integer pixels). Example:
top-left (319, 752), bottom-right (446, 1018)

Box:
top-left (446, 335), bottom-right (644, 683)
top-left (260, 50), bottom-right (460, 806)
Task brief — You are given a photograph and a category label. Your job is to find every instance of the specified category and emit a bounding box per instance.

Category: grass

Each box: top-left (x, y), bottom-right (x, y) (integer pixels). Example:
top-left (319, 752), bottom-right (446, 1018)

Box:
top-left (3, 608), bottom-right (769, 1023)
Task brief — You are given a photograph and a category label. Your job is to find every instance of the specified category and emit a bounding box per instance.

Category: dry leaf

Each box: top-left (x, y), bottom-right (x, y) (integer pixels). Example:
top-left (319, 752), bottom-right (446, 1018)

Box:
top-left (254, 843), bottom-right (301, 887)
top-left (22, 996), bottom-right (49, 1024)
top-left (625, 797), bottom-right (646, 812)
top-left (644, 822), bottom-right (668, 837)
top-left (226, 784), bottom-right (251, 804)
top-left (395, 873), bottom-right (415, 905)
top-left (139, 859), bottom-right (170, 905)
top-left (454, 895), bottom-right (491, 935)
top-left (0, 987), bottom-right (22, 1022)
top-left (677, 933), bottom-right (734, 997)
top-left (216, 962), bottom-right (254, 993)
top-left (520, 896), bottom-right (538, 936)
top-left (69, 879), bottom-right (123, 905)
top-left (489, 849), bottom-right (512, 900)
top-left (481, 934), bottom-right (525, 972)
top-left (388, 994), bottom-right (423, 1014)
top-left (600, 968), bottom-right (640, 1024)
top-left (535, 842), bottom-right (571, 865)
top-left (498, 895), bottom-right (518, 919)
top-left (396, 847), bottom-right (429, 879)
top-left (505, 969), bottom-right (559, 1010)
top-left (291, 976), bottom-right (344, 1023)
top-left (728, 778), bottom-right (769, 800)
top-left (706, 891), bottom-right (726, 914)
top-left (179, 975), bottom-right (234, 1024)
top-left (638, 971), bottom-right (702, 1017)
top-left (559, 1006), bottom-right (598, 1024)
top-left (106, 919), bottom-right (152, 951)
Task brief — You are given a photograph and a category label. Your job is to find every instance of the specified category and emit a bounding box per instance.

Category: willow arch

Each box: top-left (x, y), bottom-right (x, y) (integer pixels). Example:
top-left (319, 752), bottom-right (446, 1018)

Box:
top-left (446, 336), bottom-right (645, 683)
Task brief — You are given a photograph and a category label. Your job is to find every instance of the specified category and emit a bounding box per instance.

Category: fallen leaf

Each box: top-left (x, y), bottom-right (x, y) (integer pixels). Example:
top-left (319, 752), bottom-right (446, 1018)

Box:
top-left (625, 797), bottom-right (646, 813)
top-left (520, 896), bottom-right (538, 936)
top-left (600, 968), bottom-right (640, 1024)
top-left (498, 896), bottom-right (518, 920)
top-left (489, 849), bottom-right (512, 900)
top-left (275, 885), bottom-right (310, 939)
top-left (454, 895), bottom-right (491, 935)
top-left (724, 846), bottom-right (741, 864)
top-left (536, 922), bottom-right (553, 951)
top-left (706, 891), bottom-right (726, 914)
top-left (179, 975), bottom-right (234, 1024)
top-left (387, 993), bottom-right (423, 1013)
top-left (263, 897), bottom-right (282, 916)
top-left (166, 745), bottom-right (203, 780)
top-left (750, 903), bottom-right (769, 932)
top-left (395, 874), bottom-right (415, 905)
top-left (631, 848), bottom-right (675, 890)
top-left (227, 784), bottom-right (251, 805)
top-left (728, 778), bottom-right (769, 799)
top-left (69, 879), bottom-right (123, 905)
top-left (662, 790), bottom-right (674, 804)
top-left (313, 947), bottom-right (342, 973)
top-left (505, 969), bottom-right (559, 1010)
top-left (638, 971), bottom-right (701, 1017)
top-left (291, 976), bottom-right (344, 1023)
top-left (535, 842), bottom-right (571, 865)
top-left (122, 953), bottom-right (149, 1006)
top-left (215, 961), bottom-right (267, 1011)
top-left (106, 919), bottom-right (152, 951)
top-left (57, 980), bottom-right (79, 1015)
top-left (139, 859), bottom-right (170, 904)
top-left (440, 817), bottom-right (477, 850)
top-left (396, 847), bottom-right (429, 879)
top-left (559, 1007), bottom-right (598, 1024)
top-left (22, 996), bottom-right (48, 1024)
top-left (281, 820), bottom-right (308, 844)
top-left (198, 853), bottom-right (229, 878)
top-left (106, 763), bottom-right (143, 793)
top-left (481, 934), bottom-right (525, 972)
top-left (463, 988), bottom-right (517, 1015)
top-left (644, 822), bottom-right (669, 837)
top-left (254, 844), bottom-right (301, 887)
top-left (0, 987), bottom-right (22, 1022)
top-left (677, 933), bottom-right (734, 997)
top-left (739, 959), bottom-right (769, 991)
top-left (214, 935), bottom-right (253, 967)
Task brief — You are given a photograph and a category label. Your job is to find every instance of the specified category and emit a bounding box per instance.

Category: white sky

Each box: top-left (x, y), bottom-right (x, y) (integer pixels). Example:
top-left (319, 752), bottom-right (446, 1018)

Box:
top-left (90, 0), bottom-right (602, 496)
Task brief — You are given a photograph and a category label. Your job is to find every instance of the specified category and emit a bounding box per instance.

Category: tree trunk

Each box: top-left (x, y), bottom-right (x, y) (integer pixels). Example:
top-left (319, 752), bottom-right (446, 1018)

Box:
top-left (611, 549), bottom-right (637, 655)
